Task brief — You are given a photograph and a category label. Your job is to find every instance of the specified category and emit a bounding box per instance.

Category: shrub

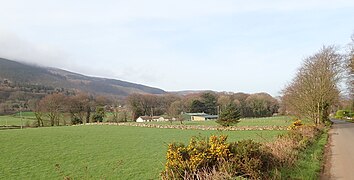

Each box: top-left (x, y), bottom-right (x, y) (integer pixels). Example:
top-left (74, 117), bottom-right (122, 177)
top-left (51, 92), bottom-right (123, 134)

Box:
top-left (163, 136), bottom-right (227, 177)
top-left (162, 135), bottom-right (275, 179)
top-left (335, 110), bottom-right (352, 119)
top-left (266, 125), bottom-right (321, 167)
top-left (265, 135), bottom-right (299, 166)
top-left (229, 140), bottom-right (275, 179)
top-left (24, 120), bottom-right (30, 127)
top-left (287, 119), bottom-right (303, 130)
top-left (92, 114), bottom-right (103, 122)
top-left (71, 117), bottom-right (82, 125)
top-left (31, 121), bottom-right (39, 127)
top-left (92, 107), bottom-right (105, 122)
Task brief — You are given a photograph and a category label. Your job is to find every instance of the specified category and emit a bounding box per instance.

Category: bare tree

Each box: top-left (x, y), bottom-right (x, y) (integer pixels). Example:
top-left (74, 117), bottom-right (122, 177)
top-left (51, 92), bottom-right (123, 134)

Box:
top-left (232, 92), bottom-right (250, 117)
top-left (67, 93), bottom-right (90, 124)
top-left (346, 34), bottom-right (354, 107)
top-left (217, 95), bottom-right (232, 112)
top-left (168, 100), bottom-right (184, 124)
top-left (39, 93), bottom-right (66, 126)
top-left (245, 93), bottom-right (279, 117)
top-left (33, 100), bottom-right (44, 127)
top-left (27, 98), bottom-right (44, 127)
top-left (127, 94), bottom-right (145, 120)
top-left (127, 93), bottom-right (180, 121)
top-left (282, 46), bottom-right (343, 124)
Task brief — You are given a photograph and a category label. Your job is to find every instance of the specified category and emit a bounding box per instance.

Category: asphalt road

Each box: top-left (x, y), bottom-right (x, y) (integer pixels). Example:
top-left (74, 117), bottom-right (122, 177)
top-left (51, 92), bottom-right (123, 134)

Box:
top-left (328, 119), bottom-right (354, 180)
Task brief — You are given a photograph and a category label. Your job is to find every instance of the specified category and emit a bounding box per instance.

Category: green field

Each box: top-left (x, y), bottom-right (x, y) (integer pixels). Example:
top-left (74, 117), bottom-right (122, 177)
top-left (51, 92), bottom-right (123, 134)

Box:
top-left (0, 113), bottom-right (37, 126)
top-left (147, 116), bottom-right (294, 127)
top-left (0, 112), bottom-right (69, 127)
top-left (0, 112), bottom-right (295, 128)
top-left (0, 125), bottom-right (285, 179)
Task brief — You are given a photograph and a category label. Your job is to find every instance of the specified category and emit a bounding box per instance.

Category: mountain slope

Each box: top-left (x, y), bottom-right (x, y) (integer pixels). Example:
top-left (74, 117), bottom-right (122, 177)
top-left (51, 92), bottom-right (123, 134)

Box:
top-left (0, 58), bottom-right (165, 96)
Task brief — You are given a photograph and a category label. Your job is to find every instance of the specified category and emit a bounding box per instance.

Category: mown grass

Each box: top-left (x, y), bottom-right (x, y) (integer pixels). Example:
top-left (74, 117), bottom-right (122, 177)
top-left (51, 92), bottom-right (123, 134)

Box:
top-left (0, 125), bottom-right (285, 179)
top-left (276, 129), bottom-right (328, 179)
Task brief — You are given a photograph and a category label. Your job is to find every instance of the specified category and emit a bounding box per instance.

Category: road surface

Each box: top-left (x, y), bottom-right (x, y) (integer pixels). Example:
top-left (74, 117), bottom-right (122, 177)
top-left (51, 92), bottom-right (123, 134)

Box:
top-left (327, 119), bottom-right (354, 180)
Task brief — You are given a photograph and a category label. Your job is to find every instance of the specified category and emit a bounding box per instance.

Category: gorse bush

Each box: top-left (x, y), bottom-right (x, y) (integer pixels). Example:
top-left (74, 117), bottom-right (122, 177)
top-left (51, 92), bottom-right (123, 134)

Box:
top-left (163, 136), bottom-right (230, 176)
top-left (162, 135), bottom-right (276, 179)
top-left (287, 119), bottom-right (303, 130)
top-left (228, 139), bottom-right (275, 178)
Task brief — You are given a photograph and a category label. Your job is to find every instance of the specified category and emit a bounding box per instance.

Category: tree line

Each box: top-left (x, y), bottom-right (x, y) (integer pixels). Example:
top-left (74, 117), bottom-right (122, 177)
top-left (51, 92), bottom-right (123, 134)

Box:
top-left (19, 90), bottom-right (279, 127)
top-left (281, 33), bottom-right (354, 125)
top-left (127, 91), bottom-right (279, 120)
top-left (28, 92), bottom-right (129, 126)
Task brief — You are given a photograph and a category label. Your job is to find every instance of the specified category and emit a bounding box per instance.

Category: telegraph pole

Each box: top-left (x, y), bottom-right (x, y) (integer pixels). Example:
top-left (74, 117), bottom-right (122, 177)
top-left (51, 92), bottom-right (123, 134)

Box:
top-left (20, 107), bottom-right (23, 129)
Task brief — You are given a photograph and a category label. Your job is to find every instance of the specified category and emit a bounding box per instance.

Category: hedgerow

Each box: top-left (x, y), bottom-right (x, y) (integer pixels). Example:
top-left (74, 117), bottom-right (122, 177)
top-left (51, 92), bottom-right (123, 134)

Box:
top-left (161, 121), bottom-right (323, 179)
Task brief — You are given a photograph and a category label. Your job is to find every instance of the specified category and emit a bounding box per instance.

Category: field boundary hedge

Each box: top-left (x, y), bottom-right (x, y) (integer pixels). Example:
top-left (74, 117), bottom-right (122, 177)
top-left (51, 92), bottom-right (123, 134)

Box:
top-left (160, 123), bottom-right (324, 179)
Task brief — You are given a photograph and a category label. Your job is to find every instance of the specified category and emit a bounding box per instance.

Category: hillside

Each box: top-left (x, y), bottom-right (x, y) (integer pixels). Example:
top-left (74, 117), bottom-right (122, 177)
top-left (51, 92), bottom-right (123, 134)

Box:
top-left (170, 90), bottom-right (212, 96)
top-left (0, 58), bottom-right (165, 96)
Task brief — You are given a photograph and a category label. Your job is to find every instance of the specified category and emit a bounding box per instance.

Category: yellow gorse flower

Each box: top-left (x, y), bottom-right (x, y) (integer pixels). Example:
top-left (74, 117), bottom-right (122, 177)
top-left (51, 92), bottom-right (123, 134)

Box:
top-left (164, 135), bottom-right (234, 172)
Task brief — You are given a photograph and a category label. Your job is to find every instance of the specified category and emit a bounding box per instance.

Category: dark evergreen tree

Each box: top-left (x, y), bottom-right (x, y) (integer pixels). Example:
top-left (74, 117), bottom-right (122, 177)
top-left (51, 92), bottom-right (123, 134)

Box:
top-left (190, 100), bottom-right (206, 113)
top-left (216, 103), bottom-right (241, 127)
top-left (200, 92), bottom-right (218, 115)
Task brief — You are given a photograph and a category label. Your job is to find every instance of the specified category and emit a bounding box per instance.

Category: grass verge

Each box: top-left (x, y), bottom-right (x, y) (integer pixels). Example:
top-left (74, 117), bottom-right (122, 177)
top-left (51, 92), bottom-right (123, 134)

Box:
top-left (276, 128), bottom-right (328, 179)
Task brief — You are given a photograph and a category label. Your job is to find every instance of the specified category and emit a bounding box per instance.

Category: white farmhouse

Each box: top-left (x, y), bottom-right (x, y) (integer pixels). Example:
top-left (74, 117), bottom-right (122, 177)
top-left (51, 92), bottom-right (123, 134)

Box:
top-left (136, 116), bottom-right (165, 122)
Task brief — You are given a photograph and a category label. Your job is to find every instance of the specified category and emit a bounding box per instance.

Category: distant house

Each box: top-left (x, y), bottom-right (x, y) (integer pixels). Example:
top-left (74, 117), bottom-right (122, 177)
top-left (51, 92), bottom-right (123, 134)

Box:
top-left (136, 116), bottom-right (165, 122)
top-left (183, 113), bottom-right (218, 121)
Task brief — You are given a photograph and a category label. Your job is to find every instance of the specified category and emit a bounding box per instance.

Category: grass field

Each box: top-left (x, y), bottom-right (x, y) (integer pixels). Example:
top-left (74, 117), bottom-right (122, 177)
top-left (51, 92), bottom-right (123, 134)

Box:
top-left (146, 116), bottom-right (294, 127)
top-left (0, 113), bottom-right (295, 127)
top-left (0, 114), bottom-right (36, 126)
top-left (0, 112), bottom-right (69, 127)
top-left (0, 125), bottom-right (285, 179)
top-left (0, 112), bottom-right (126, 127)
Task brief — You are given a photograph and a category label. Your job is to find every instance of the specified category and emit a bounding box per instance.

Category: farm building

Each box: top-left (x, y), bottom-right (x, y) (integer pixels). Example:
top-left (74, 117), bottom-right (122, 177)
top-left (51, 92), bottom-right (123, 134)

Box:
top-left (136, 116), bottom-right (165, 122)
top-left (183, 113), bottom-right (218, 121)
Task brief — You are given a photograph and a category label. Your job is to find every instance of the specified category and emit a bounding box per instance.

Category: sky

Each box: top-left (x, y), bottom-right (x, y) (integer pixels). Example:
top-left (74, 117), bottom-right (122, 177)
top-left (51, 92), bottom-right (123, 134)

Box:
top-left (0, 1), bottom-right (354, 96)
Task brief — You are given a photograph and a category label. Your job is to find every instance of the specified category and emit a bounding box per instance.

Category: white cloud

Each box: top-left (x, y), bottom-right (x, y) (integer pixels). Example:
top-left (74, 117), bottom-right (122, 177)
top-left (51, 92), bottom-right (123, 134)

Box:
top-left (0, 0), bottom-right (353, 95)
top-left (1, 0), bottom-right (354, 26)
top-left (0, 30), bottom-right (71, 67)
